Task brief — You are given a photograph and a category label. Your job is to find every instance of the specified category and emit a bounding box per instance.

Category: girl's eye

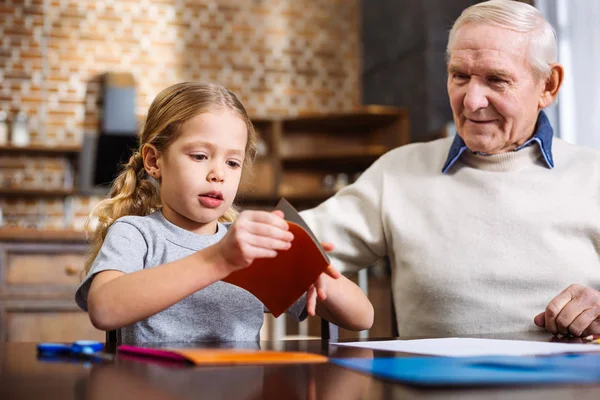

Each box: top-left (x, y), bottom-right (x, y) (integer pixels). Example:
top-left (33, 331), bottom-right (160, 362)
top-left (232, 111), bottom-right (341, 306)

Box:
top-left (227, 161), bottom-right (241, 168)
top-left (192, 154), bottom-right (207, 161)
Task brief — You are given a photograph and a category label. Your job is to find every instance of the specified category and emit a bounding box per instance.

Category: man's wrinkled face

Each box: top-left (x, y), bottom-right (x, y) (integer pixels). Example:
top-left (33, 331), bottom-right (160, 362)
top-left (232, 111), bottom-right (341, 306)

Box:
top-left (447, 23), bottom-right (546, 154)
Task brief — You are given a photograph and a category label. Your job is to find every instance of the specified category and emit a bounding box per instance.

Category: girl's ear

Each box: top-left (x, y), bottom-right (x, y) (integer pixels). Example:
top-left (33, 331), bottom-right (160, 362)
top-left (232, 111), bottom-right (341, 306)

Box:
top-left (142, 144), bottom-right (162, 179)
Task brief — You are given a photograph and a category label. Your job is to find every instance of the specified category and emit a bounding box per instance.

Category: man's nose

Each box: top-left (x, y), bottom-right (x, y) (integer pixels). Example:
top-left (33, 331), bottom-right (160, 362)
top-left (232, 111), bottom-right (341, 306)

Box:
top-left (463, 82), bottom-right (489, 112)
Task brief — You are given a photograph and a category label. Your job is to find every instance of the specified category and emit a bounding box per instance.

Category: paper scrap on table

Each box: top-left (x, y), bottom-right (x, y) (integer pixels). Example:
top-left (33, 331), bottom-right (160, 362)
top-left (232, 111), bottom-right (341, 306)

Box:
top-left (334, 338), bottom-right (600, 357)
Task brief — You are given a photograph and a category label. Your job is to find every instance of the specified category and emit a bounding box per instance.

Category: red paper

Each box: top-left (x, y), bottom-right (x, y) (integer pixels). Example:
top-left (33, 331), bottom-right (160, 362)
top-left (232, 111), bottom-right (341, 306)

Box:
top-left (223, 199), bottom-right (330, 317)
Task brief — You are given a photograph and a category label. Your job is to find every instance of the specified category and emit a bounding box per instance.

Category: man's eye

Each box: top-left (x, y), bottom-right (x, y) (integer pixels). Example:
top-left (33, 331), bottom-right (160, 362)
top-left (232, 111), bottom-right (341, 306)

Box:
top-left (453, 73), bottom-right (468, 80)
top-left (489, 76), bottom-right (506, 83)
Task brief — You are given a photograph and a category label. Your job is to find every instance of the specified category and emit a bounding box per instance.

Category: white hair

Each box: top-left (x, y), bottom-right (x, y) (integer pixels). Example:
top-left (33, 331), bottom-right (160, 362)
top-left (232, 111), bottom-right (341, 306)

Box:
top-left (447, 0), bottom-right (557, 79)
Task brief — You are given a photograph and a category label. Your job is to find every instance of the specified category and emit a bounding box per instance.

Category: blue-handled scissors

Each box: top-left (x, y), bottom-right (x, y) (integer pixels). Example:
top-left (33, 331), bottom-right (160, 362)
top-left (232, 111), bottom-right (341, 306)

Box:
top-left (37, 340), bottom-right (112, 363)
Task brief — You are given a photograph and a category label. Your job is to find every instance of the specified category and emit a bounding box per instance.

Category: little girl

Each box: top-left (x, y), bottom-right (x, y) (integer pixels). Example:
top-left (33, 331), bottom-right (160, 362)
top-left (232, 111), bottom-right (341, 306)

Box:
top-left (75, 82), bottom-right (374, 343)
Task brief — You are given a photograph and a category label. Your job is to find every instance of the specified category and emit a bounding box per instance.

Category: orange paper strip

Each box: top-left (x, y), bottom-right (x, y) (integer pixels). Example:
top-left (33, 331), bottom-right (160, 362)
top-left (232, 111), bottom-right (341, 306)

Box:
top-left (119, 345), bottom-right (328, 365)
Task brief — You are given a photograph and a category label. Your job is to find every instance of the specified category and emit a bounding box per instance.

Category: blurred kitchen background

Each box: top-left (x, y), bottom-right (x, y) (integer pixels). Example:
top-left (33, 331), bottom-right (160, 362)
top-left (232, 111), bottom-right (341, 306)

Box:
top-left (0, 0), bottom-right (597, 343)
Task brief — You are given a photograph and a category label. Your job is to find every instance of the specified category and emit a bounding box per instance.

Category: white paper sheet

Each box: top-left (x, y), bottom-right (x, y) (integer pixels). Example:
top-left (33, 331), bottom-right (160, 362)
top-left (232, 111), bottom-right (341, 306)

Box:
top-left (334, 338), bottom-right (600, 357)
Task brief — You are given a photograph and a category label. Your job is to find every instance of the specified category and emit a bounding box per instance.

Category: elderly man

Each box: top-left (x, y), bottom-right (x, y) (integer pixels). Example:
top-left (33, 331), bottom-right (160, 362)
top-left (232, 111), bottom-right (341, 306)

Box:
top-left (301, 0), bottom-right (600, 337)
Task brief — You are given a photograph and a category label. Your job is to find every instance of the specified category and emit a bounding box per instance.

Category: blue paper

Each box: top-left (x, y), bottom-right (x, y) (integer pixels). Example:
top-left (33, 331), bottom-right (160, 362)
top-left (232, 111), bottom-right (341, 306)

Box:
top-left (331, 354), bottom-right (600, 387)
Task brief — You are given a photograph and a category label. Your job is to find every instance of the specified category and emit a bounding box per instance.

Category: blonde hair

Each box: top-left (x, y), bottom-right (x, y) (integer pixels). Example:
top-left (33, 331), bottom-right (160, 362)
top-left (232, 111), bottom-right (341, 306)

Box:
top-left (447, 0), bottom-right (557, 79)
top-left (84, 82), bottom-right (258, 274)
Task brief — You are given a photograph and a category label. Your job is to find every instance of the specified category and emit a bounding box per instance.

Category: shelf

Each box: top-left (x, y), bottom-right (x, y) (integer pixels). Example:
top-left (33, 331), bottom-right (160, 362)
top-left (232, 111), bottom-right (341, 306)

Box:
top-left (0, 108), bottom-right (408, 220)
top-left (236, 193), bottom-right (279, 204)
top-left (0, 227), bottom-right (88, 243)
top-left (282, 145), bottom-right (389, 168)
top-left (0, 188), bottom-right (77, 197)
top-left (0, 144), bottom-right (81, 155)
top-left (285, 106), bottom-right (408, 131)
top-left (284, 192), bottom-right (337, 203)
top-left (295, 105), bottom-right (407, 119)
top-left (236, 191), bottom-right (336, 206)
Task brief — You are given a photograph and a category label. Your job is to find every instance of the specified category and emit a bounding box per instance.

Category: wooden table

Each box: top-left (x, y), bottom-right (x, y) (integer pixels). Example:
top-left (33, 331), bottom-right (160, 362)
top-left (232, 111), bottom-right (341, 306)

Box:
top-left (2, 332), bottom-right (600, 399)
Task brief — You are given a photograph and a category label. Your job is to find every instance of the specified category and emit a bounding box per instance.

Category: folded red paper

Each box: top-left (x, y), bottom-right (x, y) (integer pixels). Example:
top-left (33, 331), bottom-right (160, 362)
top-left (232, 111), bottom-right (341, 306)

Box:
top-left (223, 199), bottom-right (330, 317)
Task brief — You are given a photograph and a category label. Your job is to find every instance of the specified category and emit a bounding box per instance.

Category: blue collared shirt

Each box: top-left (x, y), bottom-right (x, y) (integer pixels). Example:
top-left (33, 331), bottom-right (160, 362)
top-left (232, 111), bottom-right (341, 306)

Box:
top-left (441, 111), bottom-right (555, 173)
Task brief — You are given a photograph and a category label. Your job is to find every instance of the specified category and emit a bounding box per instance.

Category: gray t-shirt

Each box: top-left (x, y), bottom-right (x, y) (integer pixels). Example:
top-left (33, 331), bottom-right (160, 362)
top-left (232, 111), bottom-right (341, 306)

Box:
top-left (75, 211), bottom-right (307, 343)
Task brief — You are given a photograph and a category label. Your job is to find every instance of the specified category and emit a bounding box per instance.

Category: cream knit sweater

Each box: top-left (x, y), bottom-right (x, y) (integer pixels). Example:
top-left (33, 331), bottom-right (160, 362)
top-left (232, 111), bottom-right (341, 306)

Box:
top-left (301, 137), bottom-right (600, 336)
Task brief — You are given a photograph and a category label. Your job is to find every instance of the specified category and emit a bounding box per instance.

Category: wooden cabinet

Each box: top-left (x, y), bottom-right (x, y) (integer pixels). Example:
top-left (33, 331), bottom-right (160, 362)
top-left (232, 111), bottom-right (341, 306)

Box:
top-left (0, 145), bottom-right (103, 342)
top-left (0, 144), bottom-right (80, 197)
top-left (0, 236), bottom-right (104, 342)
top-left (240, 105), bottom-right (409, 209)
top-left (0, 145), bottom-right (81, 232)
top-left (2, 302), bottom-right (104, 342)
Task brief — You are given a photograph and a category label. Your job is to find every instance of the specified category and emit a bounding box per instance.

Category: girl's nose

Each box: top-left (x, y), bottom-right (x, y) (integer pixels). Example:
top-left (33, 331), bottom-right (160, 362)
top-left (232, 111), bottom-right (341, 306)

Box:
top-left (207, 164), bottom-right (224, 183)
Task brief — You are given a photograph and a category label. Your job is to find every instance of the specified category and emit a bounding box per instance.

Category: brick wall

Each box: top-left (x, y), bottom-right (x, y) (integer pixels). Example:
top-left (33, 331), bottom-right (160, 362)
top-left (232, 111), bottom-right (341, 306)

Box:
top-left (0, 0), bottom-right (361, 230)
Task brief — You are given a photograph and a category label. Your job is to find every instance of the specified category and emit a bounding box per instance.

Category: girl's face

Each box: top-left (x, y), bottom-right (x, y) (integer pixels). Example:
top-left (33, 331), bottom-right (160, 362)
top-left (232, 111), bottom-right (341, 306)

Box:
top-left (155, 110), bottom-right (248, 234)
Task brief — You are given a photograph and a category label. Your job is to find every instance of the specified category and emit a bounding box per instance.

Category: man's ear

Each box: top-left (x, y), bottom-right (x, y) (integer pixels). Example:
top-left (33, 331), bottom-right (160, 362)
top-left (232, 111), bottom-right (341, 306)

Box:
top-left (142, 144), bottom-right (162, 179)
top-left (539, 63), bottom-right (564, 109)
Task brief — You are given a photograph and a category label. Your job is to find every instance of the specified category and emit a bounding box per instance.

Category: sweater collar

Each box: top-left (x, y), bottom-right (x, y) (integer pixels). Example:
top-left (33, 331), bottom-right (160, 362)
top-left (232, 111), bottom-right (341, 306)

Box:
top-left (442, 111), bottom-right (554, 173)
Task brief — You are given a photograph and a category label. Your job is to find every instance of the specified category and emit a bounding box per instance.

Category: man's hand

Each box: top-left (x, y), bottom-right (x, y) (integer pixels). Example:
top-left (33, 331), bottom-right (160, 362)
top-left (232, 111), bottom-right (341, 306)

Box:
top-left (306, 242), bottom-right (341, 316)
top-left (534, 284), bottom-right (600, 336)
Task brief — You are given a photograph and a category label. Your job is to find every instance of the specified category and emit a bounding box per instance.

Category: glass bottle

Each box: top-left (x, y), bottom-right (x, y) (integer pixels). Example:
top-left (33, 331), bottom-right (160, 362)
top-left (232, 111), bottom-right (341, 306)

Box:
top-left (0, 111), bottom-right (8, 145)
top-left (11, 111), bottom-right (30, 147)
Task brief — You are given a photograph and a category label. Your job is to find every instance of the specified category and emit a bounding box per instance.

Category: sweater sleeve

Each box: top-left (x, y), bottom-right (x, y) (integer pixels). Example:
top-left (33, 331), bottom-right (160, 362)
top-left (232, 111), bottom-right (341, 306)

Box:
top-left (300, 155), bottom-right (388, 274)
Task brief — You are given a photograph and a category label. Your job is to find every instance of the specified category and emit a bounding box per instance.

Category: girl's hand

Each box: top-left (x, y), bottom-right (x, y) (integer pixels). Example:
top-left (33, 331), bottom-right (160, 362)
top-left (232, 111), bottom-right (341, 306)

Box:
top-left (307, 242), bottom-right (341, 316)
top-left (216, 210), bottom-right (294, 274)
